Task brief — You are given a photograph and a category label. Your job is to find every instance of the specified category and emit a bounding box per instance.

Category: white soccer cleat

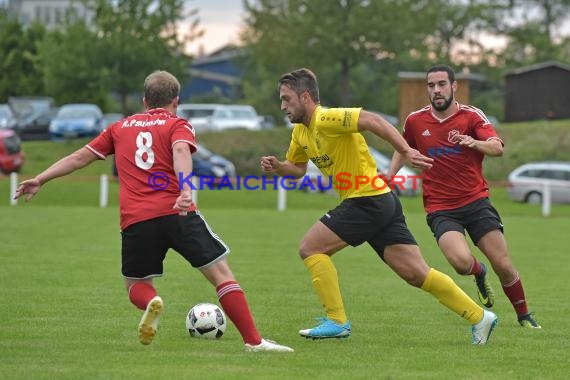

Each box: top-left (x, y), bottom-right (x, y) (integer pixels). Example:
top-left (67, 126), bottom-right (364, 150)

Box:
top-left (138, 296), bottom-right (163, 345)
top-left (471, 309), bottom-right (498, 345)
top-left (245, 338), bottom-right (294, 353)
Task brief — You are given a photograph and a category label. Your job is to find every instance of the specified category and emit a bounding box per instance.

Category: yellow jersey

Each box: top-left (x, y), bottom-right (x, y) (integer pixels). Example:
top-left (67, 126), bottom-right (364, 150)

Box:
top-left (285, 105), bottom-right (390, 199)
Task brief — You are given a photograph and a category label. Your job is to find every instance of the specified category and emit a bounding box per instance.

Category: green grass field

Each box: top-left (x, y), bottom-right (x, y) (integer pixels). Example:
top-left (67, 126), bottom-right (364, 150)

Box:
top-left (1, 181), bottom-right (569, 379)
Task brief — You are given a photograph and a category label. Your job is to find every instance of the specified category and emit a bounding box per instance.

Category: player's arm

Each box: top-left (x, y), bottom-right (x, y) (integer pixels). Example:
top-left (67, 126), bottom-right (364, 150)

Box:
top-left (172, 141), bottom-right (193, 214)
top-left (452, 135), bottom-right (504, 157)
top-left (15, 147), bottom-right (98, 201)
top-left (260, 156), bottom-right (307, 178)
top-left (387, 151), bottom-right (407, 178)
top-left (358, 110), bottom-right (433, 170)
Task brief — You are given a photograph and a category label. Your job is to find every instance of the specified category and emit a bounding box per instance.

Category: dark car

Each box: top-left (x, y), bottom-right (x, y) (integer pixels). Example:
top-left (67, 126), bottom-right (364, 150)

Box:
top-left (112, 143), bottom-right (235, 181)
top-left (0, 129), bottom-right (25, 174)
top-left (18, 107), bottom-right (59, 141)
top-left (194, 143), bottom-right (236, 178)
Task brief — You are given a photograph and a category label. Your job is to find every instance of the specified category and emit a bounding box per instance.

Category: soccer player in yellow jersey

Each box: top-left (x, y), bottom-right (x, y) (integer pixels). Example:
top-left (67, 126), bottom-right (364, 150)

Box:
top-left (261, 68), bottom-right (498, 344)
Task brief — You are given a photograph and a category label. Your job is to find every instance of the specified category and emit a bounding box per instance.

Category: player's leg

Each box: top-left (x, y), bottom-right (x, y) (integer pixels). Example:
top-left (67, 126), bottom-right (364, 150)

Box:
top-left (172, 212), bottom-right (294, 351)
top-left (297, 220), bottom-right (351, 339)
top-left (467, 199), bottom-right (540, 328)
top-left (199, 259), bottom-right (293, 352)
top-left (476, 230), bottom-right (541, 328)
top-left (382, 244), bottom-right (498, 344)
top-left (121, 218), bottom-right (168, 345)
top-left (430, 210), bottom-right (495, 308)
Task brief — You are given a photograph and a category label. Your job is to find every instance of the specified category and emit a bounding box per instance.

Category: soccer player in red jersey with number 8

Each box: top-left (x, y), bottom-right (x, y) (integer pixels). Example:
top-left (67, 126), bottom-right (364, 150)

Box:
top-left (15, 70), bottom-right (294, 352)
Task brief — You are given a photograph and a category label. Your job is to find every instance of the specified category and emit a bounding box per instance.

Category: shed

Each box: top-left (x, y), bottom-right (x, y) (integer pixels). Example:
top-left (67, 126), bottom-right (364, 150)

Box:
top-left (505, 61), bottom-right (570, 122)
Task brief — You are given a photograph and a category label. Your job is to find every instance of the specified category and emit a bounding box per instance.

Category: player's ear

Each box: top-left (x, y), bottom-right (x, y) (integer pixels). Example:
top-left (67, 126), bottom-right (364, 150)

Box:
top-left (142, 97), bottom-right (149, 109)
top-left (172, 96), bottom-right (179, 108)
top-left (451, 81), bottom-right (458, 92)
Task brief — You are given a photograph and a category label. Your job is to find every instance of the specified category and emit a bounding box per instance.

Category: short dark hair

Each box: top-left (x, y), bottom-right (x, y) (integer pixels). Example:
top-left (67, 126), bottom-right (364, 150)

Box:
top-left (427, 64), bottom-right (456, 83)
top-left (144, 70), bottom-right (180, 108)
top-left (278, 68), bottom-right (320, 102)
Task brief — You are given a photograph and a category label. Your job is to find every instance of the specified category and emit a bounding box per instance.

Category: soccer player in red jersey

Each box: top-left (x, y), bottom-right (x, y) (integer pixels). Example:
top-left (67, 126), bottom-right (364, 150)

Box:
top-left (14, 70), bottom-right (294, 352)
top-left (389, 64), bottom-right (540, 328)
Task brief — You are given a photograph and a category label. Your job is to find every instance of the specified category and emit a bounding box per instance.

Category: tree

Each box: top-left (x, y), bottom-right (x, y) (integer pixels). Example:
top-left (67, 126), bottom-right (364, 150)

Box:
top-left (36, 0), bottom-right (200, 114)
top-left (38, 21), bottom-right (111, 107)
top-left (88, 0), bottom-right (197, 114)
top-left (238, 0), bottom-right (516, 118)
top-left (0, 11), bottom-right (46, 102)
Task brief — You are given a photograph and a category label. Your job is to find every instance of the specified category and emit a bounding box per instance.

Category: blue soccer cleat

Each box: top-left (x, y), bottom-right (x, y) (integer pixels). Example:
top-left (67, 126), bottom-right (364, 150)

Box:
top-left (299, 317), bottom-right (351, 339)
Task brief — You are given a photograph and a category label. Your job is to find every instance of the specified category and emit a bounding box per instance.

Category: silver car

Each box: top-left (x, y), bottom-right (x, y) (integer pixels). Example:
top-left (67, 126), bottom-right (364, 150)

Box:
top-left (507, 161), bottom-right (570, 204)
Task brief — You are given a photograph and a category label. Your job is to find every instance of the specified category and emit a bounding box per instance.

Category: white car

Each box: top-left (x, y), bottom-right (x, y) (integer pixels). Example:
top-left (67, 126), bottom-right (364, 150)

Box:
top-left (177, 104), bottom-right (261, 132)
top-left (507, 161), bottom-right (570, 204)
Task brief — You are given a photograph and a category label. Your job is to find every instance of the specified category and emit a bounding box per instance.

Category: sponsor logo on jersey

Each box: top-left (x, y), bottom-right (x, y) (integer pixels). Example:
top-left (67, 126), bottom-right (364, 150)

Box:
top-left (427, 145), bottom-right (462, 157)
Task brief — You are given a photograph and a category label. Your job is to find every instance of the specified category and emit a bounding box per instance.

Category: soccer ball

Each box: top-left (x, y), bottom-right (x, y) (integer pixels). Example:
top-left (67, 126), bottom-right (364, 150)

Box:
top-left (186, 303), bottom-right (227, 339)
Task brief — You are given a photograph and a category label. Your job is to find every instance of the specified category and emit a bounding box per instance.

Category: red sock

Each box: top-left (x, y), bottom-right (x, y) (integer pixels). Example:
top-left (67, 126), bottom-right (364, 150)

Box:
top-left (216, 281), bottom-right (261, 345)
top-left (502, 274), bottom-right (529, 316)
top-left (128, 282), bottom-right (157, 310)
top-left (468, 256), bottom-right (483, 276)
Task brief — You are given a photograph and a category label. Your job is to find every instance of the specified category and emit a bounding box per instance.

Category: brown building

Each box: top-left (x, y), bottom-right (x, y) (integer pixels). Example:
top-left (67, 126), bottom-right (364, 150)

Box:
top-left (397, 71), bottom-right (482, 125)
top-left (505, 61), bottom-right (570, 122)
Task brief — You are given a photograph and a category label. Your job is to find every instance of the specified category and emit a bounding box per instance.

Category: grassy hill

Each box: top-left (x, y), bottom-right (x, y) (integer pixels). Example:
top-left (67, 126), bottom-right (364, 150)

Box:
top-left (15, 118), bottom-right (570, 181)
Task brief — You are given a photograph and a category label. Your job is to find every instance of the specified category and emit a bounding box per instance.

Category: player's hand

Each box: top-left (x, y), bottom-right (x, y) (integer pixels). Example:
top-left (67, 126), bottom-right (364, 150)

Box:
top-left (402, 148), bottom-right (433, 170)
top-left (14, 177), bottom-right (42, 201)
top-left (173, 191), bottom-right (193, 216)
top-left (260, 156), bottom-right (281, 173)
top-left (452, 134), bottom-right (478, 148)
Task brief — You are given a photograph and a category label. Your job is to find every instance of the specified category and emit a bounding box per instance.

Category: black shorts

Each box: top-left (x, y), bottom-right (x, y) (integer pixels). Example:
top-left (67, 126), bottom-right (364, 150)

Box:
top-left (426, 198), bottom-right (504, 246)
top-left (320, 192), bottom-right (417, 259)
top-left (121, 212), bottom-right (229, 279)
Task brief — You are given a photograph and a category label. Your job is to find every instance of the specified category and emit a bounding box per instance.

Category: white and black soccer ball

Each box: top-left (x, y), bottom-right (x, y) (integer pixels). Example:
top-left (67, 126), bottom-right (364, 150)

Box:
top-left (186, 303), bottom-right (227, 339)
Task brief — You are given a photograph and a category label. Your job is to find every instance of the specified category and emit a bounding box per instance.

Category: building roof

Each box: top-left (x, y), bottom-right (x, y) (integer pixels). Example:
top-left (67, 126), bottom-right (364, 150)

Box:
top-left (506, 60), bottom-right (570, 76)
top-left (398, 71), bottom-right (485, 81)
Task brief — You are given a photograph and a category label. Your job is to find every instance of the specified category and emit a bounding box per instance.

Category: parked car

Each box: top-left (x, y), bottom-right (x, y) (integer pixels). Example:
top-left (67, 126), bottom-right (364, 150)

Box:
top-left (49, 103), bottom-right (104, 139)
top-left (18, 107), bottom-right (59, 141)
top-left (507, 161), bottom-right (570, 204)
top-left (177, 104), bottom-right (261, 132)
top-left (112, 143), bottom-right (235, 181)
top-left (194, 143), bottom-right (236, 178)
top-left (0, 129), bottom-right (25, 174)
top-left (368, 147), bottom-right (421, 196)
top-left (8, 96), bottom-right (56, 134)
top-left (0, 104), bottom-right (19, 131)
top-left (300, 147), bottom-right (421, 196)
top-left (102, 113), bottom-right (124, 129)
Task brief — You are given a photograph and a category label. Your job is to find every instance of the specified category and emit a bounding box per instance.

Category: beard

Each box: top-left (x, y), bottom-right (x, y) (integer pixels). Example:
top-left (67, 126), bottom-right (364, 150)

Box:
top-left (431, 92), bottom-right (453, 111)
top-left (288, 110), bottom-right (304, 124)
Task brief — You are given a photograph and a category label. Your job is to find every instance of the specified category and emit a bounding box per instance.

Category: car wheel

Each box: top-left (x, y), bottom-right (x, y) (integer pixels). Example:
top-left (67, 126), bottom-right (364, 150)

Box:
top-left (525, 191), bottom-right (542, 204)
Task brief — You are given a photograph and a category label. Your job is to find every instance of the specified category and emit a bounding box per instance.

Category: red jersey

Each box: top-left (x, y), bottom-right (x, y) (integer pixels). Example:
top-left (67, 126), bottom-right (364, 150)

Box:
top-left (403, 103), bottom-right (503, 213)
top-left (86, 108), bottom-right (197, 230)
